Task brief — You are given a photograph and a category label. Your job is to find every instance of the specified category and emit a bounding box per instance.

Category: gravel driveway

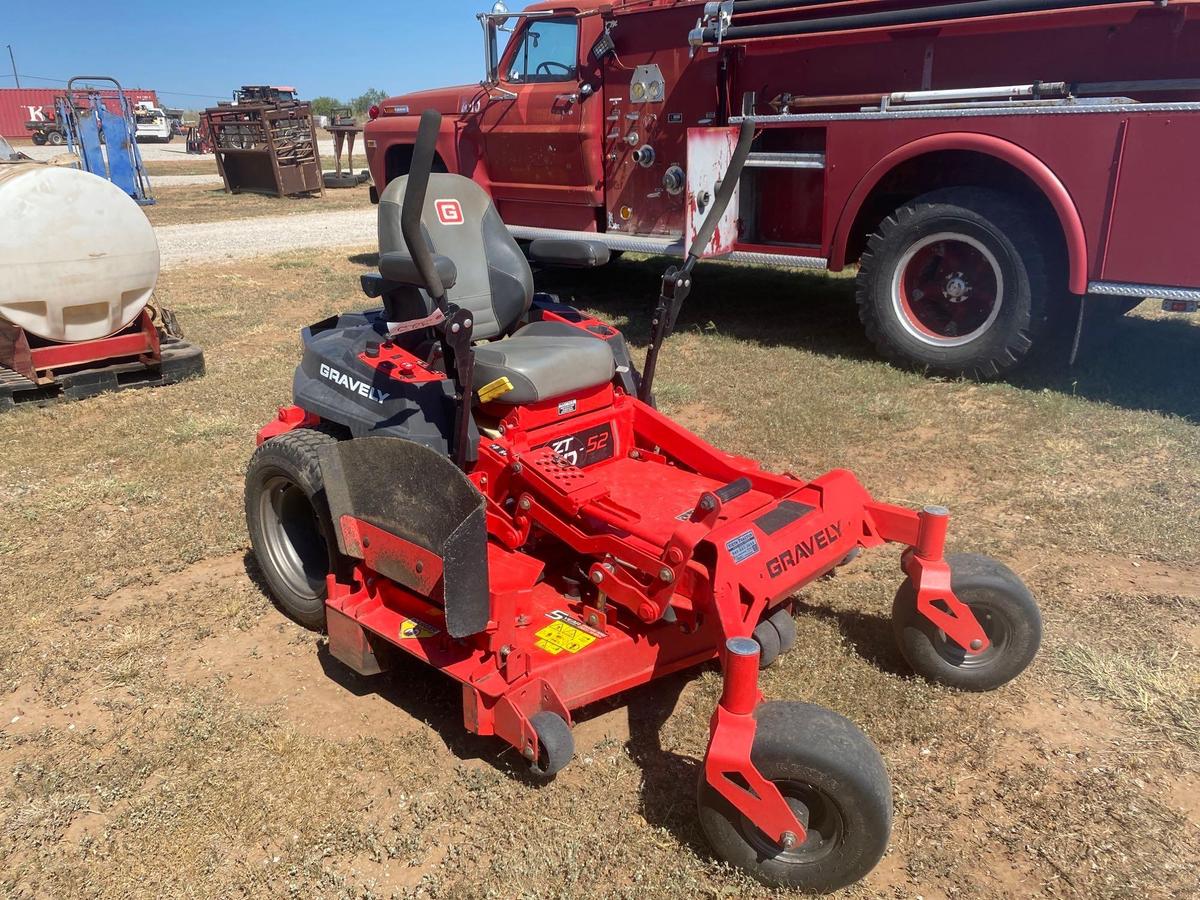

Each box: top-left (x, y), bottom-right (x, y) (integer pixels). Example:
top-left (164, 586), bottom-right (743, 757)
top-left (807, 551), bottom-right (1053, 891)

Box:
top-left (155, 207), bottom-right (376, 270)
top-left (22, 139), bottom-right (342, 163)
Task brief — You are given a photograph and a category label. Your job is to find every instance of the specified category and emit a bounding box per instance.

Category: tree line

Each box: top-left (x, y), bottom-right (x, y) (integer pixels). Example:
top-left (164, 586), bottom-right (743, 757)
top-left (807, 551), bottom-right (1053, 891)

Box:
top-left (308, 89), bottom-right (389, 120)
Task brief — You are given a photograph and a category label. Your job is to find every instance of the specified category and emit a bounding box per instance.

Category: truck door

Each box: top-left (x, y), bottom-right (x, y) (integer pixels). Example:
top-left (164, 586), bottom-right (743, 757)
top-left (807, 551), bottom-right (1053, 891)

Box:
top-left (476, 14), bottom-right (604, 231)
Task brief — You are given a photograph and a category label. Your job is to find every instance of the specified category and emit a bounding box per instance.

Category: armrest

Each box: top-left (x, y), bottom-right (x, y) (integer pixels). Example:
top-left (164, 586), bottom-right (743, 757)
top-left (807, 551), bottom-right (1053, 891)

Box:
top-left (378, 250), bottom-right (458, 291)
top-left (527, 238), bottom-right (611, 268)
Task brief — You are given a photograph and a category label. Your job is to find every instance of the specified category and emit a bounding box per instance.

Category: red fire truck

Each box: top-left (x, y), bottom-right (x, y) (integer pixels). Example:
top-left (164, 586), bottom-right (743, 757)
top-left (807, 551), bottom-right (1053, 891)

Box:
top-left (364, 0), bottom-right (1200, 377)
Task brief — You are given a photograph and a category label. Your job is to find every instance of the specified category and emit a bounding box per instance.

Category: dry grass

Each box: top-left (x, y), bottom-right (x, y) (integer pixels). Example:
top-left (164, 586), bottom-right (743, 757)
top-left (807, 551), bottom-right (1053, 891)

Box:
top-left (143, 182), bottom-right (371, 227)
top-left (1, 246), bottom-right (1198, 898)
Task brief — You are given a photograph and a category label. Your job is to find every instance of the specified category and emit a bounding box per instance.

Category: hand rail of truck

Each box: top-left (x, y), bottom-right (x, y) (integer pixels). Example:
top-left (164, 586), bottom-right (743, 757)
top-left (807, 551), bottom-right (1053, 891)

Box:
top-left (732, 99), bottom-right (1200, 124)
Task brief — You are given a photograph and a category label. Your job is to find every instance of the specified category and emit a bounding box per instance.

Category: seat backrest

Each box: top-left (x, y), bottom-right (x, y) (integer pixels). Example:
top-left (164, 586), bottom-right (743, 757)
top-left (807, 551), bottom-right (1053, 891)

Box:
top-left (378, 173), bottom-right (533, 340)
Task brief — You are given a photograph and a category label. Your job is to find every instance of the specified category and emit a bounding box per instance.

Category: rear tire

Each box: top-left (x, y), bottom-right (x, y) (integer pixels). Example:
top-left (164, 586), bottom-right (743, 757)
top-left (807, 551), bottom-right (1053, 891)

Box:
top-left (697, 701), bottom-right (892, 893)
top-left (856, 187), bottom-right (1052, 380)
top-left (47, 130), bottom-right (65, 146)
top-left (32, 132), bottom-right (47, 146)
top-left (245, 427), bottom-right (344, 629)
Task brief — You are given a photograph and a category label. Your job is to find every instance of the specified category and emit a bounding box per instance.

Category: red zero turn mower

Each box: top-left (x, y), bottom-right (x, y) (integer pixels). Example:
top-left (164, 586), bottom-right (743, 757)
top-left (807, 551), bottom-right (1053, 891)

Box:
top-left (245, 109), bottom-right (1042, 893)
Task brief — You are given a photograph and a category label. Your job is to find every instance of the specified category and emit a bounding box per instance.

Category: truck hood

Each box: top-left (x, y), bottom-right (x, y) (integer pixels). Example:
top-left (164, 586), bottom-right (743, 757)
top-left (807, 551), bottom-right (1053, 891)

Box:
top-left (380, 85), bottom-right (481, 118)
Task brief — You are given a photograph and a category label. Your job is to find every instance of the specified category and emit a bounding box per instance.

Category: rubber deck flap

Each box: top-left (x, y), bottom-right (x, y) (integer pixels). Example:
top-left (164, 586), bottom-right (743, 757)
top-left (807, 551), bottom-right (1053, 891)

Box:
top-left (319, 437), bottom-right (490, 638)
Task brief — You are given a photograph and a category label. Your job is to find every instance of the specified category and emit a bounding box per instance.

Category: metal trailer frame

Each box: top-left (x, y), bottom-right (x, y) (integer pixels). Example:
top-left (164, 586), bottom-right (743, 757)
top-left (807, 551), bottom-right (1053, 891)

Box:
top-left (205, 99), bottom-right (324, 198)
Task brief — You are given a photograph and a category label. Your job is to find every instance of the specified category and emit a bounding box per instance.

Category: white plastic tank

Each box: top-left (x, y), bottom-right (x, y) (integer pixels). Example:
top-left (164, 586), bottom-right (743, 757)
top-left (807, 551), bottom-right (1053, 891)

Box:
top-left (0, 164), bottom-right (159, 343)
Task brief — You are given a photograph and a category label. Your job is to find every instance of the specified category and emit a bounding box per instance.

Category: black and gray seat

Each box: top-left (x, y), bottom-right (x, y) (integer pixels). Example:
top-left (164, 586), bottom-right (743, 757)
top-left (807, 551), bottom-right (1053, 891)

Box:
top-left (376, 173), bottom-right (613, 404)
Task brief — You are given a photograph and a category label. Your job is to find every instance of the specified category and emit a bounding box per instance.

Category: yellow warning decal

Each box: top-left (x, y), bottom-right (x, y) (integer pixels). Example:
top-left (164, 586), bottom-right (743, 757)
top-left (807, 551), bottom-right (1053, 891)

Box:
top-left (399, 617), bottom-right (439, 640)
top-left (535, 620), bottom-right (598, 655)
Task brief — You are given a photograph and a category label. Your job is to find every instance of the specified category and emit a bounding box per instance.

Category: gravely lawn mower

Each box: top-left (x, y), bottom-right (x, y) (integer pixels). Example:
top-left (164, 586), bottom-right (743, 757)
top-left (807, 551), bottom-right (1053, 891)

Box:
top-left (245, 110), bottom-right (1042, 892)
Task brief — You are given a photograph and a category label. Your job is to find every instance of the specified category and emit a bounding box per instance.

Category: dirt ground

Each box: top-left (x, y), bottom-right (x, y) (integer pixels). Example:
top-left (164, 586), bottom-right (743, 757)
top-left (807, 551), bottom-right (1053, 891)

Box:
top-left (1, 244), bottom-right (1198, 898)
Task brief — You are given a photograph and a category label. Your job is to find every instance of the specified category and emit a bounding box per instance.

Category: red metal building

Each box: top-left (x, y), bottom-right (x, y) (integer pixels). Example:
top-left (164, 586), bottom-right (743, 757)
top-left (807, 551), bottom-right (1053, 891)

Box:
top-left (0, 87), bottom-right (159, 139)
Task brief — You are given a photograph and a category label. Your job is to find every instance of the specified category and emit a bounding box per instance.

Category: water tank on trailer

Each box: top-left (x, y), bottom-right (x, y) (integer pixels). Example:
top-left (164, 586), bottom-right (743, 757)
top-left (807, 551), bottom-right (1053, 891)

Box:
top-left (0, 164), bottom-right (159, 343)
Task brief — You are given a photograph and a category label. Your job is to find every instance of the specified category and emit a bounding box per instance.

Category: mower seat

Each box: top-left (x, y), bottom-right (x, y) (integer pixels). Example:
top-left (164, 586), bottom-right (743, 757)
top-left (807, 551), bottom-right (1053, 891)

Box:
top-left (474, 320), bottom-right (615, 404)
top-left (378, 173), bottom-right (615, 404)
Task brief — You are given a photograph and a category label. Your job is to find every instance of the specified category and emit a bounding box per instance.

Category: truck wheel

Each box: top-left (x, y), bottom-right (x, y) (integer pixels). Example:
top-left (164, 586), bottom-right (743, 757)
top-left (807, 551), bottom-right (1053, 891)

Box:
top-left (856, 187), bottom-right (1051, 380)
top-left (245, 427), bottom-right (344, 629)
top-left (47, 131), bottom-right (65, 146)
top-left (697, 701), bottom-right (892, 893)
top-left (31, 133), bottom-right (47, 146)
top-left (892, 552), bottom-right (1042, 692)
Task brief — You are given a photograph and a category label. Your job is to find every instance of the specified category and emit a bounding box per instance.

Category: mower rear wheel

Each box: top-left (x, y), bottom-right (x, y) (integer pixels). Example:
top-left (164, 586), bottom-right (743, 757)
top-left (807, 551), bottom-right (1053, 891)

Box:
top-left (892, 552), bottom-right (1042, 692)
top-left (245, 427), bottom-right (344, 629)
top-left (528, 711), bottom-right (573, 779)
top-left (753, 618), bottom-right (782, 669)
top-left (697, 701), bottom-right (892, 892)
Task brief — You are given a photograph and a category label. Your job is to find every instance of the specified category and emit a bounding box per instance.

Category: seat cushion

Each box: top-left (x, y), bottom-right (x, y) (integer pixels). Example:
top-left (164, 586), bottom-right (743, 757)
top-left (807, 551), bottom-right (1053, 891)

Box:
top-left (473, 324), bottom-right (615, 404)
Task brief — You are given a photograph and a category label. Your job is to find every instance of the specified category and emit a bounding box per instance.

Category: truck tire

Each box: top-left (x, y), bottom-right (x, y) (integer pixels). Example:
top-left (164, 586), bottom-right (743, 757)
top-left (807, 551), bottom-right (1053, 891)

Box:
top-left (47, 130), bottom-right (65, 146)
top-left (856, 187), bottom-right (1051, 380)
top-left (31, 132), bottom-right (47, 146)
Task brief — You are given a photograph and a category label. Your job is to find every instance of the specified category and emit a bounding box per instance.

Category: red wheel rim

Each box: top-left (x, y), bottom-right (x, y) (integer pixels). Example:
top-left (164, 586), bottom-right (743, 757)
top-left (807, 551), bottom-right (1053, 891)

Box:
top-left (891, 232), bottom-right (1003, 347)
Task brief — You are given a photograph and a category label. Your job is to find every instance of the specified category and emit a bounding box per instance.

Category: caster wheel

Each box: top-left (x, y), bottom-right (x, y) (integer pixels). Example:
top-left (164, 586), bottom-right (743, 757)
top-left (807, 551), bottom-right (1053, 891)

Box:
top-left (893, 552), bottom-right (1042, 692)
top-left (528, 711), bottom-right (573, 779)
top-left (768, 607), bottom-right (797, 653)
top-left (697, 701), bottom-right (892, 892)
top-left (752, 618), bottom-right (782, 669)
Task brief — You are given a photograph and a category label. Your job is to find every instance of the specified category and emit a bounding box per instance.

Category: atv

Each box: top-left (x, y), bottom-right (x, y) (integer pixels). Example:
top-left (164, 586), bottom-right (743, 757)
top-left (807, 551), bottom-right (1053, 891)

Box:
top-left (245, 108), bottom-right (1042, 893)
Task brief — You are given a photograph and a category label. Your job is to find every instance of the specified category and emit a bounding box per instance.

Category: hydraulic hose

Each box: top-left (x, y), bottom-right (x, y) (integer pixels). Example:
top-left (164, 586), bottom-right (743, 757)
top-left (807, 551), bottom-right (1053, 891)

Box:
top-left (703, 0), bottom-right (1154, 43)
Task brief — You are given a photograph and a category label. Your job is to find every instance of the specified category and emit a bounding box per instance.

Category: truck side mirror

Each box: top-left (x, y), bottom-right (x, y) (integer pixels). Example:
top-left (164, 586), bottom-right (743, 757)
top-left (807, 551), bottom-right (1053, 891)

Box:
top-left (481, 15), bottom-right (501, 85)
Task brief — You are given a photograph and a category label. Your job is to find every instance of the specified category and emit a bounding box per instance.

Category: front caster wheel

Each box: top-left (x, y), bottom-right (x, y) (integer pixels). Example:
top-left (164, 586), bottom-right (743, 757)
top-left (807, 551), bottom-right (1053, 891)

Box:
top-left (697, 701), bottom-right (892, 893)
top-left (893, 552), bottom-right (1042, 691)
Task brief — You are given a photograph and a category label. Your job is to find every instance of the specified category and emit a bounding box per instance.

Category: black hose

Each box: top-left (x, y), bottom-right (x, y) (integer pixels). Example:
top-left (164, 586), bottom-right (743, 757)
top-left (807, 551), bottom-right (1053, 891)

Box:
top-left (401, 109), bottom-right (447, 304)
top-left (684, 117), bottom-right (757, 268)
top-left (706, 0), bottom-right (1150, 42)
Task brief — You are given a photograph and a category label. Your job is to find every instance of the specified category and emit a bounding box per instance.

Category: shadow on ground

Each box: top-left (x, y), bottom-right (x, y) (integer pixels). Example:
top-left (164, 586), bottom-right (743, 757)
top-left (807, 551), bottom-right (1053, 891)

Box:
top-left (542, 255), bottom-right (1200, 421)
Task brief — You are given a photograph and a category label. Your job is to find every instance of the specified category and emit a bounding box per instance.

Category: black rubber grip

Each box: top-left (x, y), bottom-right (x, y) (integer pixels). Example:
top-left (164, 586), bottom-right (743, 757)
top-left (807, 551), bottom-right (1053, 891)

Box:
top-left (715, 477), bottom-right (753, 503)
top-left (401, 109), bottom-right (447, 303)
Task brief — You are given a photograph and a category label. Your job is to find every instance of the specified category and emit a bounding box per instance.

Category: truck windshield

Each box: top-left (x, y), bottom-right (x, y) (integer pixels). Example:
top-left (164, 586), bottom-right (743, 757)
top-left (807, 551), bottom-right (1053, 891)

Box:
top-left (505, 17), bottom-right (578, 84)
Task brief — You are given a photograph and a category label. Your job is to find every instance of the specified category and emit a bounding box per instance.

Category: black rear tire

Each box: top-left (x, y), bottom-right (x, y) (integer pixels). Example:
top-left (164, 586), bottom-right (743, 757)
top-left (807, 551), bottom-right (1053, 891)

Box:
top-left (856, 187), bottom-right (1053, 380)
top-left (47, 130), bottom-right (65, 146)
top-left (245, 427), bottom-right (344, 629)
top-left (893, 552), bottom-right (1042, 691)
top-left (697, 701), bottom-right (892, 893)
top-left (32, 132), bottom-right (47, 146)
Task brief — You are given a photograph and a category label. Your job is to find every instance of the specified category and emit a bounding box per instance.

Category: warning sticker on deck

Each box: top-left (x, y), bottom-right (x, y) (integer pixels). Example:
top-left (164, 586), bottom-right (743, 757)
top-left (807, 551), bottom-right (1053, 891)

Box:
top-left (534, 610), bottom-right (604, 655)
top-left (398, 617), bottom-right (439, 640)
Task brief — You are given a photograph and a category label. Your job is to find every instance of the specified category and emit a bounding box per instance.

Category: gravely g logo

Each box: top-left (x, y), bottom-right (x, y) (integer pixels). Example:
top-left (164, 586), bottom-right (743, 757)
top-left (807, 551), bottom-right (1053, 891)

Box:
top-left (319, 363), bottom-right (391, 404)
top-left (766, 522), bottom-right (843, 578)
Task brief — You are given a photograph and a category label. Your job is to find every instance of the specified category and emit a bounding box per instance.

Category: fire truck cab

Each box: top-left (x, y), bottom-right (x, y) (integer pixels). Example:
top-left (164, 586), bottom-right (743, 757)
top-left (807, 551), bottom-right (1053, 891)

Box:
top-left (365, 0), bottom-right (1200, 378)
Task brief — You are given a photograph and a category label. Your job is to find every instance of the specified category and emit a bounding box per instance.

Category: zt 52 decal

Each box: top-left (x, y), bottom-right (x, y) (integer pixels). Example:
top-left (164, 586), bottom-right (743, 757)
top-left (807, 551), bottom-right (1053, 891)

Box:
top-left (536, 423), bottom-right (614, 468)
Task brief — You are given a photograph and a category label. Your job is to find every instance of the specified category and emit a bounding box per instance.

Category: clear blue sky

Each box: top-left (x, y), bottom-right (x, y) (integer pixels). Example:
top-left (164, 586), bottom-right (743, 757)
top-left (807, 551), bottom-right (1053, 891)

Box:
top-left (1, 1), bottom-right (491, 107)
